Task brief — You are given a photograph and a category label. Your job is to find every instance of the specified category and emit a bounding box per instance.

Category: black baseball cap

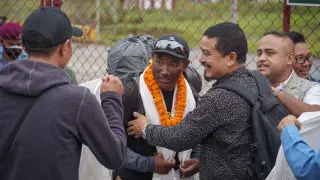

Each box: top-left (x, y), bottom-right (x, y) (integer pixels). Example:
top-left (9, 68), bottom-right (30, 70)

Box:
top-left (153, 34), bottom-right (190, 60)
top-left (22, 7), bottom-right (83, 50)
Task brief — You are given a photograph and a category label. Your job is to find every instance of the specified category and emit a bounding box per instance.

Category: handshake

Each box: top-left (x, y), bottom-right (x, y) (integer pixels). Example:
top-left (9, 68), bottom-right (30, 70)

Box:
top-left (100, 75), bottom-right (124, 95)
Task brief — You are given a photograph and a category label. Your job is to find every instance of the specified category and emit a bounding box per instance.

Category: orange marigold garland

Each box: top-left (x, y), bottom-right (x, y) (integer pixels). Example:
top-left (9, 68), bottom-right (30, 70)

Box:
top-left (144, 65), bottom-right (187, 126)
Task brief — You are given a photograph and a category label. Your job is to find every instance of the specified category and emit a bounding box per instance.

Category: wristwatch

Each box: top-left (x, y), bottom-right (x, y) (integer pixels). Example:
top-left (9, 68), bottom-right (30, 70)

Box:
top-left (142, 123), bottom-right (149, 140)
top-left (273, 86), bottom-right (283, 96)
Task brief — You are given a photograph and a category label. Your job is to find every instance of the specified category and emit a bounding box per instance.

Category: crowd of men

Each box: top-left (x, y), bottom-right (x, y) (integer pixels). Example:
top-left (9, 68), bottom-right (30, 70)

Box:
top-left (0, 6), bottom-right (319, 180)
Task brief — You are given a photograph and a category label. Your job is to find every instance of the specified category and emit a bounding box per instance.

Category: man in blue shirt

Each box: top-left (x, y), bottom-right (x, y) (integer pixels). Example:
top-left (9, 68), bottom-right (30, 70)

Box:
top-left (0, 22), bottom-right (27, 69)
top-left (278, 115), bottom-right (320, 180)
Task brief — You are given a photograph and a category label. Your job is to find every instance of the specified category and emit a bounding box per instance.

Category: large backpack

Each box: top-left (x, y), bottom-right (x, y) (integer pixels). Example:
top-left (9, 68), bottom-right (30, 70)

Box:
top-left (107, 34), bottom-right (156, 83)
top-left (213, 70), bottom-right (288, 180)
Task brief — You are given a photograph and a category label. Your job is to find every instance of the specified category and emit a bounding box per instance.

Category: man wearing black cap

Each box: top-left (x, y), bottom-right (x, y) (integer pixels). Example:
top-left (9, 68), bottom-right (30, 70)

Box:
top-left (118, 35), bottom-right (200, 180)
top-left (0, 7), bottom-right (127, 180)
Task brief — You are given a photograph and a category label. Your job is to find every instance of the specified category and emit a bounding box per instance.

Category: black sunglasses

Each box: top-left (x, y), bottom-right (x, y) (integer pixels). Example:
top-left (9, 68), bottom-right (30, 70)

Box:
top-left (155, 40), bottom-right (188, 58)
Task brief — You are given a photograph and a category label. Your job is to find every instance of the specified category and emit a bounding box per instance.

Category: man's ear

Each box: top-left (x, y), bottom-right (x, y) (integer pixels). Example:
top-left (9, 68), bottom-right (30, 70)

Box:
top-left (287, 52), bottom-right (294, 65)
top-left (226, 52), bottom-right (237, 67)
top-left (59, 39), bottom-right (71, 56)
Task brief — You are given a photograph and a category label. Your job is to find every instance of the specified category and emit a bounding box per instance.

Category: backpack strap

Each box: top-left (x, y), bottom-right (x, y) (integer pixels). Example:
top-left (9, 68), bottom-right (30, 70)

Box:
top-left (212, 139), bottom-right (245, 180)
top-left (250, 70), bottom-right (272, 98)
top-left (0, 97), bottom-right (38, 163)
top-left (212, 80), bottom-right (260, 180)
top-left (213, 80), bottom-right (259, 105)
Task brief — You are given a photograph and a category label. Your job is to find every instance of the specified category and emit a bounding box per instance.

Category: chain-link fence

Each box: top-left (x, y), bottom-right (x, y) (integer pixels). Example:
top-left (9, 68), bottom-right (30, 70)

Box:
top-left (1, 0), bottom-right (319, 95)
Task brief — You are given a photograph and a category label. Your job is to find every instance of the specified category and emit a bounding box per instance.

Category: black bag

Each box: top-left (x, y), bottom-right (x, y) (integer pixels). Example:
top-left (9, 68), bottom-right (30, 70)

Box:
top-left (107, 34), bottom-right (156, 83)
top-left (213, 70), bottom-right (288, 179)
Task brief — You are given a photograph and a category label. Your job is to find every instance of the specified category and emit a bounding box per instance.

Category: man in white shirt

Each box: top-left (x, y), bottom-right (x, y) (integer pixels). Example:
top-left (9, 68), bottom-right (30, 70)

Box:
top-left (257, 31), bottom-right (320, 117)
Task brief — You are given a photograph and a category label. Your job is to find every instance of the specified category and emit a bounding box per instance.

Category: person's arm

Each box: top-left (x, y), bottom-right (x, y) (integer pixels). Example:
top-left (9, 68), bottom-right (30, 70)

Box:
top-left (124, 148), bottom-right (155, 172)
top-left (190, 144), bottom-right (201, 159)
top-left (77, 89), bottom-right (127, 169)
top-left (275, 88), bottom-right (320, 117)
top-left (281, 125), bottom-right (320, 180)
top-left (143, 89), bottom-right (226, 152)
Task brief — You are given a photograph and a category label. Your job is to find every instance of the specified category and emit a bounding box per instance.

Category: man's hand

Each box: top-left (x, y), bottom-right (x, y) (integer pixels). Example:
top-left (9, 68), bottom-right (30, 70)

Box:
top-left (127, 112), bottom-right (148, 138)
top-left (278, 115), bottom-right (301, 132)
top-left (179, 159), bottom-right (200, 178)
top-left (100, 75), bottom-right (124, 95)
top-left (154, 154), bottom-right (176, 174)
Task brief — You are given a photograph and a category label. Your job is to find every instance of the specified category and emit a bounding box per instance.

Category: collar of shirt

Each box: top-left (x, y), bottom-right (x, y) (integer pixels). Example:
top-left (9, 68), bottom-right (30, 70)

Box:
top-left (277, 69), bottom-right (294, 89)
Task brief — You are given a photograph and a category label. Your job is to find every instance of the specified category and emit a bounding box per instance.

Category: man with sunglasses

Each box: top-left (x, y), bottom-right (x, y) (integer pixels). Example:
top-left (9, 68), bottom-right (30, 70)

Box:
top-left (257, 31), bottom-right (320, 117)
top-left (118, 35), bottom-right (200, 180)
top-left (127, 23), bottom-right (260, 180)
top-left (288, 31), bottom-right (319, 82)
top-left (0, 22), bottom-right (28, 69)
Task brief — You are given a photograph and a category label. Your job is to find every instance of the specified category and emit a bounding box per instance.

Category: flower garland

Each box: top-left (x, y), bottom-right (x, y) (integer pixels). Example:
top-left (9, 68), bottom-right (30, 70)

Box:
top-left (144, 65), bottom-right (187, 126)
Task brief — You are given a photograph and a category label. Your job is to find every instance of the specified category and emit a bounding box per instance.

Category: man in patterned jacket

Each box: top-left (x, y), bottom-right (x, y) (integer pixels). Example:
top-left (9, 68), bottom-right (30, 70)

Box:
top-left (127, 22), bottom-right (258, 180)
top-left (257, 31), bottom-right (320, 117)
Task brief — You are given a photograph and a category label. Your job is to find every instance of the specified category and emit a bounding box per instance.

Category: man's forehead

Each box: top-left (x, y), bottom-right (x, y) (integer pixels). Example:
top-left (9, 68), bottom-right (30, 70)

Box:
top-left (200, 36), bottom-right (217, 52)
top-left (3, 39), bottom-right (21, 44)
top-left (295, 42), bottom-right (310, 54)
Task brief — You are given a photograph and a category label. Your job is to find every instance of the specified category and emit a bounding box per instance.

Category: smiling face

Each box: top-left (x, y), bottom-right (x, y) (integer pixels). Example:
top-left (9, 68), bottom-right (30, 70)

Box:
top-left (152, 52), bottom-right (188, 91)
top-left (199, 36), bottom-right (231, 80)
top-left (293, 42), bottom-right (312, 79)
top-left (257, 34), bottom-right (295, 83)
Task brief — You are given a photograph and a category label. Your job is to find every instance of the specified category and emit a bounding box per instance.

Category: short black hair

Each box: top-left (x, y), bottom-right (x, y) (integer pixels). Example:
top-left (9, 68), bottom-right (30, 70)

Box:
top-left (24, 46), bottom-right (58, 57)
top-left (263, 30), bottom-right (294, 44)
top-left (263, 30), bottom-right (288, 38)
top-left (203, 22), bottom-right (248, 64)
top-left (287, 31), bottom-right (306, 44)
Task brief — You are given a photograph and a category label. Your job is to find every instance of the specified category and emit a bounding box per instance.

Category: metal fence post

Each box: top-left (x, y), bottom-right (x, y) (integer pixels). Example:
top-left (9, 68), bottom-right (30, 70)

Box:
top-left (283, 0), bottom-right (291, 32)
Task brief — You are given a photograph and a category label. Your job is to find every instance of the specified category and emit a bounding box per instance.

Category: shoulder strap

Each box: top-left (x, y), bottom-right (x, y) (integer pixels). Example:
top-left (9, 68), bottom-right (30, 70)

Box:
top-left (0, 97), bottom-right (38, 163)
top-left (250, 70), bottom-right (272, 98)
top-left (213, 80), bottom-right (259, 105)
top-left (0, 84), bottom-right (64, 164)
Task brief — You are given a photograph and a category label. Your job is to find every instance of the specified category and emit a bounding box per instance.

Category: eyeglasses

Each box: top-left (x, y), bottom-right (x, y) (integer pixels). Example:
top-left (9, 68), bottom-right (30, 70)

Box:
top-left (155, 40), bottom-right (188, 58)
top-left (295, 54), bottom-right (313, 64)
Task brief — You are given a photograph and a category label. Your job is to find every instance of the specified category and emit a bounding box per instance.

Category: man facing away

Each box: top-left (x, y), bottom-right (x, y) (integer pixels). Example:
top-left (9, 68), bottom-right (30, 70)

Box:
top-left (119, 35), bottom-right (201, 180)
top-left (257, 31), bottom-right (320, 117)
top-left (127, 22), bottom-right (258, 180)
top-left (0, 7), bottom-right (126, 180)
top-left (287, 31), bottom-right (319, 82)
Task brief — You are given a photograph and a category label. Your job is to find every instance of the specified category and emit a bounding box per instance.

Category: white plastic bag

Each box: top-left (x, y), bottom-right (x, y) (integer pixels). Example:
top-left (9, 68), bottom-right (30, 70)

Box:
top-left (79, 79), bottom-right (113, 180)
top-left (266, 112), bottom-right (320, 180)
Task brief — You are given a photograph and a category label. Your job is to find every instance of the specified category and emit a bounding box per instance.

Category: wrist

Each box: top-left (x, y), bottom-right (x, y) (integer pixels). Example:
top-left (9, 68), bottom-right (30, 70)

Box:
top-left (142, 123), bottom-right (149, 140)
top-left (273, 86), bottom-right (283, 97)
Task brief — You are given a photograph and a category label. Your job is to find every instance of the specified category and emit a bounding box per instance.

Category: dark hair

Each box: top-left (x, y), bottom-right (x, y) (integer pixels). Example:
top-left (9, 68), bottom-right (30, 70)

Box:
top-left (24, 46), bottom-right (58, 57)
top-left (203, 22), bottom-right (248, 64)
top-left (287, 31), bottom-right (306, 44)
top-left (263, 30), bottom-right (294, 44)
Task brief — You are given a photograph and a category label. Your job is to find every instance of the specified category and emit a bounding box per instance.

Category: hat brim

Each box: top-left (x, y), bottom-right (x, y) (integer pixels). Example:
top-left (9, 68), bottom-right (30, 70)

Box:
top-left (152, 49), bottom-right (188, 60)
top-left (72, 26), bottom-right (83, 37)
